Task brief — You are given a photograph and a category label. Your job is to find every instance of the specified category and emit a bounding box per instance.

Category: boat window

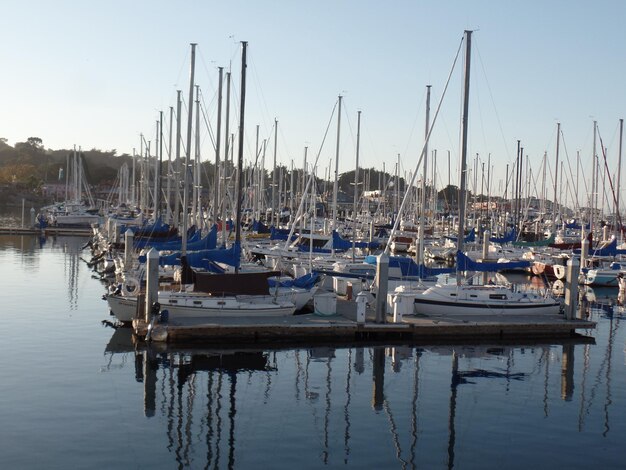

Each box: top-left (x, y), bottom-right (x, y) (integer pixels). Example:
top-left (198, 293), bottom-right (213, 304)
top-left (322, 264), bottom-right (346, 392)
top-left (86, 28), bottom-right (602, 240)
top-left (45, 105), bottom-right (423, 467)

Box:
top-left (470, 294), bottom-right (477, 298)
top-left (450, 293), bottom-right (457, 297)
top-left (489, 294), bottom-right (507, 300)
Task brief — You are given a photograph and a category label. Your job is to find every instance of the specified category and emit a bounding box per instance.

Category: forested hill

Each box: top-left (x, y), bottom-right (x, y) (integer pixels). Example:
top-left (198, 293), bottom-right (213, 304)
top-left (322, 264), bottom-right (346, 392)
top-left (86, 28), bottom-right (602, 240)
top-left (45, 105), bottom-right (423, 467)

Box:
top-left (0, 137), bottom-right (130, 188)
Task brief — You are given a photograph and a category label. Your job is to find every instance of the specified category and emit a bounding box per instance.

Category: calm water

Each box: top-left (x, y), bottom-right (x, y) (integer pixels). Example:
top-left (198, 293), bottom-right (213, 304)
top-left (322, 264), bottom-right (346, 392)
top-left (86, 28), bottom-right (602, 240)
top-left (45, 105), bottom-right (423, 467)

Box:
top-left (1, 234), bottom-right (625, 469)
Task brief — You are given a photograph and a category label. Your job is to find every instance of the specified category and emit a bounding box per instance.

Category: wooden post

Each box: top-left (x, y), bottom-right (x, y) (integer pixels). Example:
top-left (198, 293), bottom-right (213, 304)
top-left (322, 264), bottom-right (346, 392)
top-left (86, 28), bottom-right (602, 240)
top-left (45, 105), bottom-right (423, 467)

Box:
top-left (145, 248), bottom-right (159, 322)
top-left (375, 252), bottom-right (389, 323)
top-left (124, 229), bottom-right (134, 271)
top-left (564, 257), bottom-right (580, 320)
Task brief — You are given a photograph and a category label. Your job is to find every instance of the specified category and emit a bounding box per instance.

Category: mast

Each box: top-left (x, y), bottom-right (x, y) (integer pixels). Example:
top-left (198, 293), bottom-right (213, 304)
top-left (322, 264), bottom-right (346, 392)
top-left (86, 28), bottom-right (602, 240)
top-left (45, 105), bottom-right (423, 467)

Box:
top-left (214, 67), bottom-right (223, 226)
top-left (192, 85), bottom-right (200, 229)
top-left (157, 111), bottom-right (163, 220)
top-left (590, 121), bottom-right (597, 237)
top-left (234, 41), bottom-right (248, 273)
top-left (174, 91), bottom-right (182, 227)
top-left (166, 106), bottom-right (173, 223)
top-left (332, 95), bottom-right (342, 233)
top-left (273, 118), bottom-right (278, 226)
top-left (456, 30), bottom-right (472, 255)
top-left (181, 43), bottom-right (197, 256)
top-left (417, 85), bottom-right (431, 267)
top-left (617, 119), bottom-right (624, 239)
top-left (552, 122), bottom-right (561, 225)
top-left (352, 110), bottom-right (361, 261)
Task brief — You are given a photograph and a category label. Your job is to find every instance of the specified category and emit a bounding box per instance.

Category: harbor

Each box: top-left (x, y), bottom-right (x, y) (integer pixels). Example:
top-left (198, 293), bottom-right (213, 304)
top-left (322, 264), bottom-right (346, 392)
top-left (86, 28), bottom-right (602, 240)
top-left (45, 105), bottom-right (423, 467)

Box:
top-left (3, 3), bottom-right (626, 467)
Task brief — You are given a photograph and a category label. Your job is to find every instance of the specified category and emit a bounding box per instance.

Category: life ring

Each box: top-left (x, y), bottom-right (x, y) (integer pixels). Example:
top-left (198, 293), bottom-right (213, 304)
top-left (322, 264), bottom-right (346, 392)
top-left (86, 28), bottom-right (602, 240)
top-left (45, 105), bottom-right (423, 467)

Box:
top-left (121, 277), bottom-right (140, 296)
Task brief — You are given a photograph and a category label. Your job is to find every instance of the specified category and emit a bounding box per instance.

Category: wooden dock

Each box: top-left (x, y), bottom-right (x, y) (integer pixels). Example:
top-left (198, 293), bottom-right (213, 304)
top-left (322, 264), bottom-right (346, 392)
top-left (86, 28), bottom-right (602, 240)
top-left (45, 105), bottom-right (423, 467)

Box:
top-left (133, 297), bottom-right (596, 346)
top-left (0, 226), bottom-right (92, 236)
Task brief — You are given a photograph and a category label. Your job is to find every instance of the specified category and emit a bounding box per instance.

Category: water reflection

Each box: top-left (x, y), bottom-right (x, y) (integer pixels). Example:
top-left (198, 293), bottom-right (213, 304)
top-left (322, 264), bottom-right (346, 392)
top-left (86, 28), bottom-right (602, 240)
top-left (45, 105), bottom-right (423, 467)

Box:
top-left (101, 329), bottom-right (603, 469)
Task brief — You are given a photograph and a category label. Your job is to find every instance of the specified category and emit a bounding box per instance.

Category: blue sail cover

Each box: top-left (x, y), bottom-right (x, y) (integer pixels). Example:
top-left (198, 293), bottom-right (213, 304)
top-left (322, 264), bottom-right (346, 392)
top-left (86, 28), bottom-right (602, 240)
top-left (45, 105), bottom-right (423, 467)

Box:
top-left (489, 228), bottom-right (516, 244)
top-left (364, 255), bottom-right (454, 277)
top-left (135, 225), bottom-right (217, 251)
top-left (270, 226), bottom-right (297, 241)
top-left (575, 237), bottom-right (618, 257)
top-left (444, 228), bottom-right (476, 243)
top-left (252, 220), bottom-right (272, 234)
top-left (268, 272), bottom-right (320, 289)
top-left (139, 242), bottom-right (241, 269)
top-left (456, 250), bottom-right (530, 272)
top-left (332, 230), bottom-right (380, 250)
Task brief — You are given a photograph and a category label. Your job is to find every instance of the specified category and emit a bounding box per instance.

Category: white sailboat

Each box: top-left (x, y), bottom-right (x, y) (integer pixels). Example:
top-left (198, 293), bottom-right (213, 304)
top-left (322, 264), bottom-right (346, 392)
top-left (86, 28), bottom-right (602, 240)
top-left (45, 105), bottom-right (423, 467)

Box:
top-left (411, 31), bottom-right (561, 316)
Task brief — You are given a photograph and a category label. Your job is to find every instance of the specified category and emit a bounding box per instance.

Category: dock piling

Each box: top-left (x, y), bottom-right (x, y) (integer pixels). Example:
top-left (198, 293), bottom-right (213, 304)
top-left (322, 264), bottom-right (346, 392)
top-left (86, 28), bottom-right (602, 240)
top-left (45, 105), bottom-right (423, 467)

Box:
top-left (145, 248), bottom-right (159, 322)
top-left (564, 257), bottom-right (580, 320)
top-left (124, 230), bottom-right (134, 270)
top-left (375, 252), bottom-right (389, 324)
top-left (356, 291), bottom-right (367, 324)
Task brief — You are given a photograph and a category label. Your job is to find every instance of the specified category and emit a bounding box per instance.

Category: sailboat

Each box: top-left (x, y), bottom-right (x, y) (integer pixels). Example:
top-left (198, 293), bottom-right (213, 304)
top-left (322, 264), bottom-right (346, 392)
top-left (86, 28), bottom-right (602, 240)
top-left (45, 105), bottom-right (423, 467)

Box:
top-left (412, 31), bottom-right (561, 316)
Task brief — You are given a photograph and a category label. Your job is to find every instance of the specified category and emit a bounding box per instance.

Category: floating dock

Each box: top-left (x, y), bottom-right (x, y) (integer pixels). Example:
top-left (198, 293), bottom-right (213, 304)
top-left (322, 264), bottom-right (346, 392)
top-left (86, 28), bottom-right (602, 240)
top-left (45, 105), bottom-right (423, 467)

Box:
top-left (132, 297), bottom-right (595, 345)
top-left (0, 226), bottom-right (92, 236)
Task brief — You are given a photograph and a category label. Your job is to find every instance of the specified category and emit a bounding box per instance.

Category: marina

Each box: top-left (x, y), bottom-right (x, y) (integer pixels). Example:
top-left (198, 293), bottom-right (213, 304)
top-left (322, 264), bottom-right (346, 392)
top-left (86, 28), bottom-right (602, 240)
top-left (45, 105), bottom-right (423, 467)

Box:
top-left (3, 3), bottom-right (626, 467)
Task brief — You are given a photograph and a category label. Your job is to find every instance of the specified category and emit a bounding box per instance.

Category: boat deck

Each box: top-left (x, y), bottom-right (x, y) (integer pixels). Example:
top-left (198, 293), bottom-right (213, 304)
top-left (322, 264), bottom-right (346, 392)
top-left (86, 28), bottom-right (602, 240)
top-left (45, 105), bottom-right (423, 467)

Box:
top-left (133, 297), bottom-right (596, 345)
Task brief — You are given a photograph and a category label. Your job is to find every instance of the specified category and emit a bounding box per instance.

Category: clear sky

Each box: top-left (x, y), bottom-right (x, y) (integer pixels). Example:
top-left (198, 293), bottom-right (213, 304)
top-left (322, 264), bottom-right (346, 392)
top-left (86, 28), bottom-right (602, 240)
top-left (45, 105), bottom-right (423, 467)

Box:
top-left (2, 1), bottom-right (625, 203)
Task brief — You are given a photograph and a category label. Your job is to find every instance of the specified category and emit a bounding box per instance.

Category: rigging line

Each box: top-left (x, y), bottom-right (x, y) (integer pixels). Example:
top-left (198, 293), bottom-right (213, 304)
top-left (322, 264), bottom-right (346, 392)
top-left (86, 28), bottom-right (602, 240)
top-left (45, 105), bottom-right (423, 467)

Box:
top-left (383, 34), bottom-right (465, 255)
top-left (401, 86), bottom-right (427, 162)
top-left (198, 91), bottom-right (217, 152)
top-left (597, 127), bottom-right (623, 229)
top-left (196, 47), bottom-right (218, 93)
top-left (559, 128), bottom-right (583, 213)
top-left (248, 52), bottom-right (276, 136)
top-left (474, 36), bottom-right (512, 163)
top-left (282, 99), bottom-right (339, 249)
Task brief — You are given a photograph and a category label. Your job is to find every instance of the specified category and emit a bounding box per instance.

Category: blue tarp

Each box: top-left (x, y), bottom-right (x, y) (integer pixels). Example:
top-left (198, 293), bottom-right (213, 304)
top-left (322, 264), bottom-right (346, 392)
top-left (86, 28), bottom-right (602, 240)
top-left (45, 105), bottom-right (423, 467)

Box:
top-left (456, 250), bottom-right (531, 272)
top-left (575, 237), bottom-right (617, 257)
top-left (139, 242), bottom-right (241, 269)
top-left (134, 225), bottom-right (217, 251)
top-left (444, 227), bottom-right (476, 243)
top-left (270, 226), bottom-right (297, 241)
top-left (364, 255), bottom-right (454, 277)
top-left (268, 272), bottom-right (319, 289)
top-left (332, 230), bottom-right (380, 250)
top-left (252, 220), bottom-right (271, 234)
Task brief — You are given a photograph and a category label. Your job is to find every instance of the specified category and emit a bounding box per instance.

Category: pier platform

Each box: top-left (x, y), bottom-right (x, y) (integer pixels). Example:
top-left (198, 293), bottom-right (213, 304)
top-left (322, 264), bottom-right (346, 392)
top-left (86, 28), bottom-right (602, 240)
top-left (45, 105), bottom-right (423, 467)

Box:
top-left (0, 226), bottom-right (92, 236)
top-left (132, 297), bottom-right (596, 345)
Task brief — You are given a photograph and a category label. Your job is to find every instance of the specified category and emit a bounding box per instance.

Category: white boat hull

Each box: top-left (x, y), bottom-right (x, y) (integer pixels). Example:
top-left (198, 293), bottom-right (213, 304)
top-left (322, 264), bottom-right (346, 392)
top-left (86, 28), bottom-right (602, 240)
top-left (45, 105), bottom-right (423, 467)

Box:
top-left (414, 284), bottom-right (561, 316)
top-left (159, 291), bottom-right (296, 319)
top-left (106, 294), bottom-right (138, 323)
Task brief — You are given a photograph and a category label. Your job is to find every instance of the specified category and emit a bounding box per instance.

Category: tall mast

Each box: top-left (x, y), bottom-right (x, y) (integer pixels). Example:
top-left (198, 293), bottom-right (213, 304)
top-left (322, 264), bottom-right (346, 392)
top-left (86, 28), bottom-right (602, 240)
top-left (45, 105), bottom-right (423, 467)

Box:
top-left (181, 43), bottom-right (197, 256)
top-left (157, 111), bottom-right (163, 220)
top-left (617, 119), bottom-right (624, 239)
top-left (166, 106), bottom-right (173, 223)
top-left (174, 90), bottom-right (182, 227)
top-left (352, 110), bottom-right (361, 261)
top-left (418, 85), bottom-right (431, 267)
top-left (272, 118), bottom-right (278, 226)
top-left (332, 95), bottom-right (342, 233)
top-left (456, 30), bottom-right (472, 255)
top-left (590, 121), bottom-right (597, 236)
top-left (192, 85), bottom-right (200, 229)
top-left (234, 41), bottom-right (248, 272)
top-left (552, 122), bottom-right (561, 225)
top-left (214, 67), bottom-right (223, 226)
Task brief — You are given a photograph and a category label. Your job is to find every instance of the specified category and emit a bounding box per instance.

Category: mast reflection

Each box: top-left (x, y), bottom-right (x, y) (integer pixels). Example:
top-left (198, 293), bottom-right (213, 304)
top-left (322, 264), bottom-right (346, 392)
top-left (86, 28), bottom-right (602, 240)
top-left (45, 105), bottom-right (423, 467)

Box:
top-left (104, 331), bottom-right (596, 468)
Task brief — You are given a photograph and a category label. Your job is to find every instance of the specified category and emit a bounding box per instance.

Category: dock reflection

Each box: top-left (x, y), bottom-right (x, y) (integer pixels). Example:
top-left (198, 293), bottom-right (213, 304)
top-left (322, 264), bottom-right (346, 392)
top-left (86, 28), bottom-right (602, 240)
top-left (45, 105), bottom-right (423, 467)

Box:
top-left (103, 328), bottom-right (598, 468)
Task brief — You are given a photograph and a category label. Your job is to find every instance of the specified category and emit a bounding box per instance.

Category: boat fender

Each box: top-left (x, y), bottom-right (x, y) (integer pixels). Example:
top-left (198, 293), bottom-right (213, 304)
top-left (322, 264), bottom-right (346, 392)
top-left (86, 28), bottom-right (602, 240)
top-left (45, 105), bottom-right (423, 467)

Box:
top-left (122, 277), bottom-right (140, 296)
